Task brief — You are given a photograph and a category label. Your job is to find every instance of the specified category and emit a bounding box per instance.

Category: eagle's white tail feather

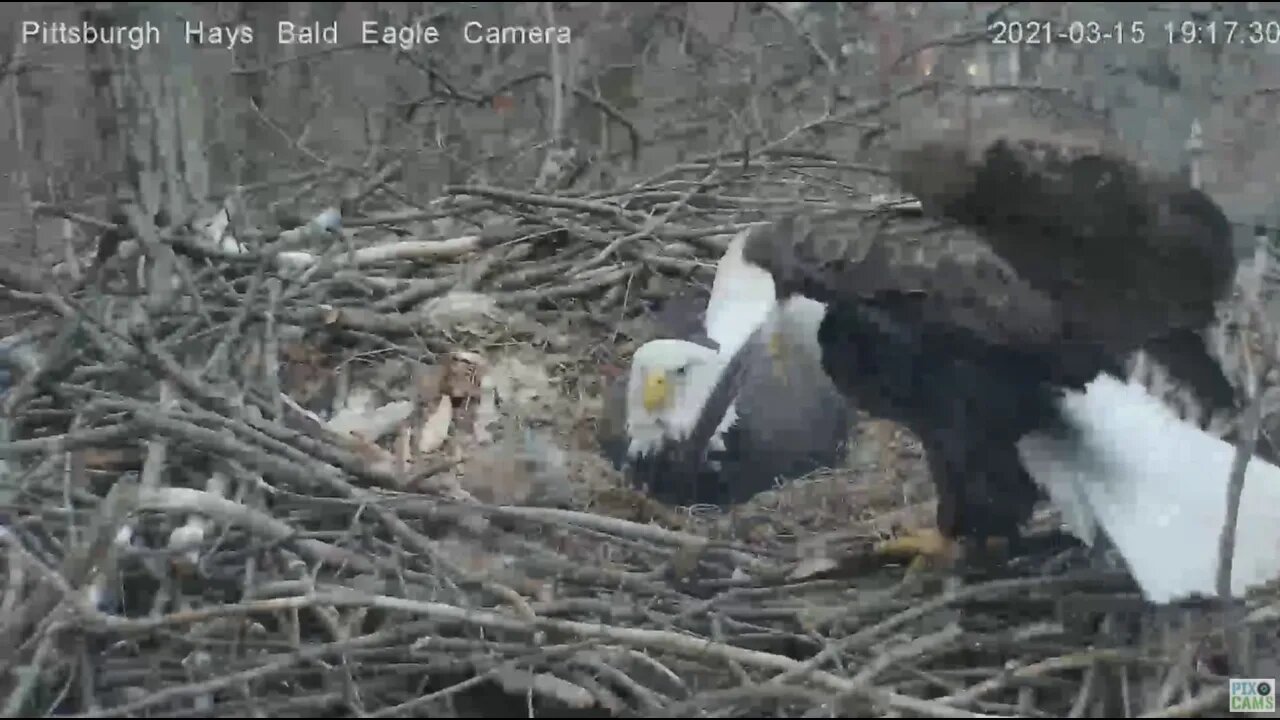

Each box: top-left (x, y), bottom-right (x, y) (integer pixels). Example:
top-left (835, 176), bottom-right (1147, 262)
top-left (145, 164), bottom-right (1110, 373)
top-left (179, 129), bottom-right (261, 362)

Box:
top-left (1017, 373), bottom-right (1280, 604)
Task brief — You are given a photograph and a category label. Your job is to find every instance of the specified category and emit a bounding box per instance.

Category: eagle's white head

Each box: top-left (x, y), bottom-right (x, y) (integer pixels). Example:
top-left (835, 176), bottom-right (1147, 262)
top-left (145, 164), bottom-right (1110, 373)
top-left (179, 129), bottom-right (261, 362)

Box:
top-left (625, 339), bottom-right (729, 458)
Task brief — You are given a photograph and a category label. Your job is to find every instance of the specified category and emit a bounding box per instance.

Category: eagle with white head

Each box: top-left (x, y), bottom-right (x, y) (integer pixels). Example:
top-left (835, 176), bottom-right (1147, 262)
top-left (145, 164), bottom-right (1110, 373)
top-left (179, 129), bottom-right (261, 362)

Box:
top-left (600, 228), bottom-right (852, 507)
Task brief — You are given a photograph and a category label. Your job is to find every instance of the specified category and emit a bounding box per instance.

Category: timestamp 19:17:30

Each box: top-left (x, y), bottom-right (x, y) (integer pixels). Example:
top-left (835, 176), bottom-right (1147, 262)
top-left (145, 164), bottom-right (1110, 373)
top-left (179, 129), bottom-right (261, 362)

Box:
top-left (989, 19), bottom-right (1280, 45)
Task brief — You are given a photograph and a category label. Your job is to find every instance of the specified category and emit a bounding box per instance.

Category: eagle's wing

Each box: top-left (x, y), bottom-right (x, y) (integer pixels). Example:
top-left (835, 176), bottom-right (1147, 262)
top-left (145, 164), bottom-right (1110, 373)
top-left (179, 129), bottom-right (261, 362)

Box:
top-left (891, 123), bottom-right (1235, 345)
top-left (664, 305), bottom-right (848, 505)
top-left (888, 90), bottom-right (1239, 414)
top-left (742, 210), bottom-right (1089, 357)
top-left (711, 298), bottom-right (853, 501)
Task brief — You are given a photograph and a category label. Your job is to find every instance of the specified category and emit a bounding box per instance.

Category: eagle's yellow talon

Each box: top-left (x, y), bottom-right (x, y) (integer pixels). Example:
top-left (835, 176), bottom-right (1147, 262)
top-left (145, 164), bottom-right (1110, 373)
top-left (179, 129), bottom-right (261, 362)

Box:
top-left (874, 530), bottom-right (1018, 579)
top-left (873, 528), bottom-right (959, 571)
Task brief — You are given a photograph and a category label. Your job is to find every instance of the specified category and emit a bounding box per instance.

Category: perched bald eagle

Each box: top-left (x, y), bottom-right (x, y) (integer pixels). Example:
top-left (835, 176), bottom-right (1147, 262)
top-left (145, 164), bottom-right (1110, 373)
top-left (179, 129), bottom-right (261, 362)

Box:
top-left (739, 92), bottom-right (1247, 573)
top-left (742, 209), bottom-right (1280, 602)
top-left (599, 230), bottom-right (851, 507)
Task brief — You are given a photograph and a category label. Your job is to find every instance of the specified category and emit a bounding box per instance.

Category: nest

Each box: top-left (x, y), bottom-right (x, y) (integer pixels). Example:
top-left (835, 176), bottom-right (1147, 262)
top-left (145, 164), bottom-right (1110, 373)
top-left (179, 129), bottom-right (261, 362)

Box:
top-left (0, 179), bottom-right (1276, 719)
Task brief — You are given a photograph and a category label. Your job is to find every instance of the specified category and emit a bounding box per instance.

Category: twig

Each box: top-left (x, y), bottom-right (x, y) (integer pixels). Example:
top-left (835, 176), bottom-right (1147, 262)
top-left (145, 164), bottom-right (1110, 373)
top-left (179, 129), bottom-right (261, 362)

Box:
top-left (0, 423), bottom-right (137, 456)
top-left (760, 2), bottom-right (837, 76)
top-left (484, 71), bottom-right (642, 162)
top-left (568, 652), bottom-right (669, 712)
top-left (1138, 687), bottom-right (1227, 718)
top-left (279, 237), bottom-right (483, 269)
top-left (492, 266), bottom-right (633, 305)
top-left (72, 619), bottom-right (445, 717)
top-left (544, 1), bottom-right (564, 146)
top-left (847, 623), bottom-right (963, 690)
top-left (134, 486), bottom-right (378, 573)
top-left (81, 586), bottom-right (1001, 717)
top-left (940, 649), bottom-right (1144, 709)
top-left (0, 476), bottom-right (139, 676)
top-left (483, 504), bottom-right (760, 563)
top-left (366, 643), bottom-right (591, 718)
top-left (1217, 226), bottom-right (1276, 670)
top-left (767, 573), bottom-right (1114, 686)
top-left (2, 613), bottom-right (62, 717)
top-left (1067, 664), bottom-right (1098, 718)
top-left (655, 684), bottom-right (835, 717)
top-left (444, 184), bottom-right (635, 223)
top-left (569, 168), bottom-right (723, 275)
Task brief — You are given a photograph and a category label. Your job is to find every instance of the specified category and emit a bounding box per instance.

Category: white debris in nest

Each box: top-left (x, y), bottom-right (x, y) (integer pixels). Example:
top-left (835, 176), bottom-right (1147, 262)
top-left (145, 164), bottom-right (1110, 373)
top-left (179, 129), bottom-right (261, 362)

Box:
top-left (310, 207), bottom-right (342, 233)
top-left (490, 356), bottom-right (555, 413)
top-left (471, 354), bottom-right (557, 443)
top-left (167, 471), bottom-right (232, 575)
top-left (326, 396), bottom-right (414, 442)
top-left (417, 395), bottom-right (453, 454)
top-left (787, 534), bottom-right (839, 581)
top-left (85, 524), bottom-right (136, 612)
top-left (422, 292), bottom-right (502, 330)
top-left (334, 384), bottom-right (380, 418)
top-left (196, 207), bottom-right (248, 256)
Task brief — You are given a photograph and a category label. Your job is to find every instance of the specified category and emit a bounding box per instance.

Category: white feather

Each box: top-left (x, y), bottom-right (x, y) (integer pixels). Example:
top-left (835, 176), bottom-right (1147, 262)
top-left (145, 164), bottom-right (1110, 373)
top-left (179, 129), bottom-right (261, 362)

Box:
top-left (1017, 373), bottom-right (1280, 604)
top-left (704, 228), bottom-right (779, 357)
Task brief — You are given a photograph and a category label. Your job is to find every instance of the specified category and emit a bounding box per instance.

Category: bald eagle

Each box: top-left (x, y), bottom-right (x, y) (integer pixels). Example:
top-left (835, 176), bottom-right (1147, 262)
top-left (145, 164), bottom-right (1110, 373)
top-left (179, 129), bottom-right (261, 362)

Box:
top-left (599, 230), bottom-right (851, 507)
top-left (741, 210), bottom-right (1280, 602)
top-left (740, 97), bottom-right (1246, 571)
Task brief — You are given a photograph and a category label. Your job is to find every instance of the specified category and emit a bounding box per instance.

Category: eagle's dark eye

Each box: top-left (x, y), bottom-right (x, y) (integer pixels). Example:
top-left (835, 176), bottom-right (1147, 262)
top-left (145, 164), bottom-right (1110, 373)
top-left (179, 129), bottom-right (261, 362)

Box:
top-left (674, 365), bottom-right (689, 378)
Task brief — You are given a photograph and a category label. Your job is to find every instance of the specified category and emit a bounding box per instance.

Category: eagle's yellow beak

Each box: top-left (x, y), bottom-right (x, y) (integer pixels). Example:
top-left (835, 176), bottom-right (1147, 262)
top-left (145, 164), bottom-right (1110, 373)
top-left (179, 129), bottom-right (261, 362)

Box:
top-left (642, 371), bottom-right (669, 413)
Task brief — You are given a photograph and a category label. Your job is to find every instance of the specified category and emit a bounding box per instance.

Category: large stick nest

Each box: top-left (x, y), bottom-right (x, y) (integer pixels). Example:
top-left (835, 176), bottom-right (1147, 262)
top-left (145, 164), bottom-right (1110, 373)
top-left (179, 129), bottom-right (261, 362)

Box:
top-left (0, 161), bottom-right (1277, 718)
